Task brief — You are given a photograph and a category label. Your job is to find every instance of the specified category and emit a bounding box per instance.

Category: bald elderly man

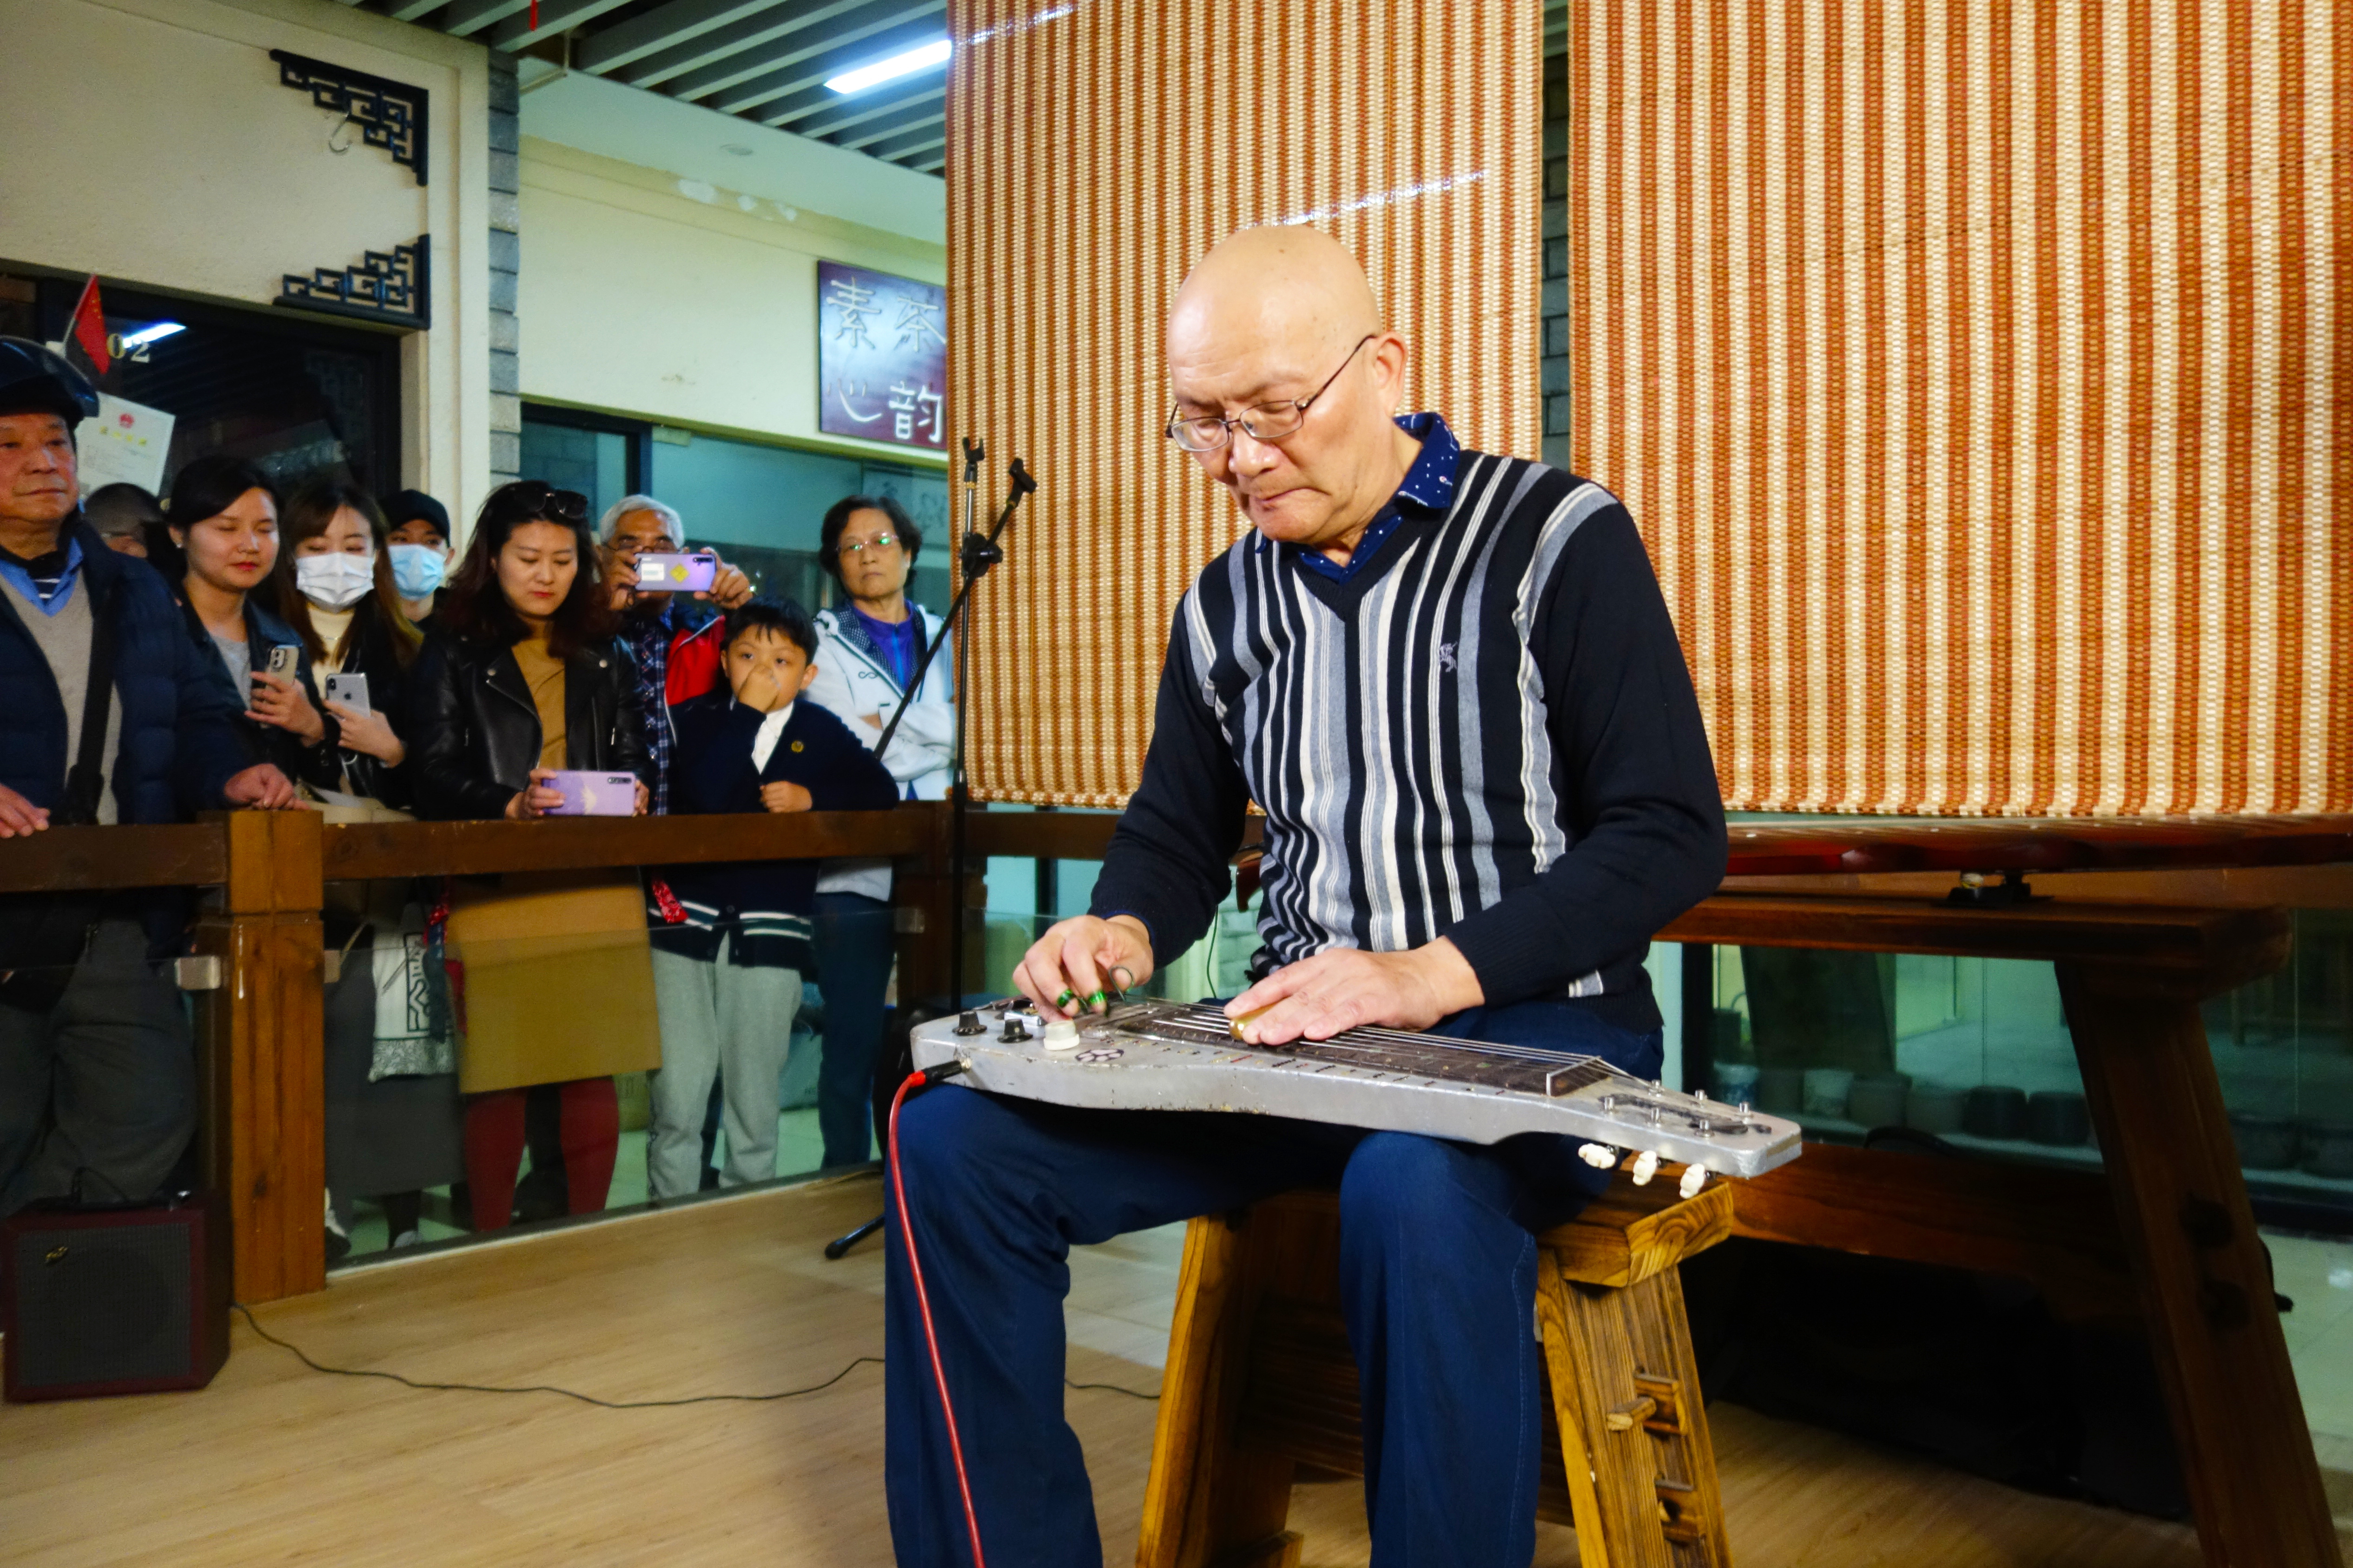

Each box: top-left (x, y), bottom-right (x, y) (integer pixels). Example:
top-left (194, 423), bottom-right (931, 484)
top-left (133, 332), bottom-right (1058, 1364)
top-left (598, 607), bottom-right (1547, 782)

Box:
top-left (884, 229), bottom-right (1726, 1567)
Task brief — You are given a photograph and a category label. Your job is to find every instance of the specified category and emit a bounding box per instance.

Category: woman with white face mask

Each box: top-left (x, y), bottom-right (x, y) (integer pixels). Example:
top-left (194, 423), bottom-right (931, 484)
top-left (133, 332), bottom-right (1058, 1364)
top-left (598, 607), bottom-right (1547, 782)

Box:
top-left (276, 481), bottom-right (423, 805)
top-left (278, 480), bottom-right (458, 1260)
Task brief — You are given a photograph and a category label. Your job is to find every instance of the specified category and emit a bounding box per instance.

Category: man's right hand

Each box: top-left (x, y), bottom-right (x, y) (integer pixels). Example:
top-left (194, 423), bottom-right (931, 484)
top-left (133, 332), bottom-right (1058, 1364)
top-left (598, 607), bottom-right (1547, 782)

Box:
top-left (0, 782), bottom-right (51, 837)
top-left (1014, 914), bottom-right (1155, 1018)
top-left (223, 764), bottom-right (298, 810)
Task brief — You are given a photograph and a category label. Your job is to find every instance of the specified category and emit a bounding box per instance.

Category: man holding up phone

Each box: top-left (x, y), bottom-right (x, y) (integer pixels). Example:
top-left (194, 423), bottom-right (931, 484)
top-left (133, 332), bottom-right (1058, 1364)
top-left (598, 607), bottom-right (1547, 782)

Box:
top-left (596, 496), bottom-right (755, 816)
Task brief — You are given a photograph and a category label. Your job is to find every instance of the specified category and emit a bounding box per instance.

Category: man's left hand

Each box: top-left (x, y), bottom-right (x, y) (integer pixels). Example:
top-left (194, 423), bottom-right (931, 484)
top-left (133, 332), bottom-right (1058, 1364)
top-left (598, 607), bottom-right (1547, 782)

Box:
top-left (697, 557), bottom-right (753, 611)
top-left (1223, 938), bottom-right (1484, 1046)
top-left (223, 764), bottom-right (298, 810)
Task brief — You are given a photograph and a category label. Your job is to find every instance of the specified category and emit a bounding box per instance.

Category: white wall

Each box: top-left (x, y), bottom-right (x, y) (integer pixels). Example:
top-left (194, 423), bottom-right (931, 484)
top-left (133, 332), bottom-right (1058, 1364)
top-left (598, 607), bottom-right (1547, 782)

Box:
top-left (0, 0), bottom-right (491, 519)
top-left (517, 136), bottom-right (948, 467)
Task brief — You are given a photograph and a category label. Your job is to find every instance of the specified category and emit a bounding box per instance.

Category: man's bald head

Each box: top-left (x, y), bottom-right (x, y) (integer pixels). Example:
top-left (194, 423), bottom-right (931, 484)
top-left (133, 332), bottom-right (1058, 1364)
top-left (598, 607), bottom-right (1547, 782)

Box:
top-left (1168, 226), bottom-right (1382, 372)
top-left (1165, 228), bottom-right (1420, 558)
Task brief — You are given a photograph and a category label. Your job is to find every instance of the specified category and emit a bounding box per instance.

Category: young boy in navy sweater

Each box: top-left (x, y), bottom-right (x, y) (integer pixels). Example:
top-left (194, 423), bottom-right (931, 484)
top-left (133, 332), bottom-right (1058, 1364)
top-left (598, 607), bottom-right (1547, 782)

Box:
top-left (646, 598), bottom-right (898, 1197)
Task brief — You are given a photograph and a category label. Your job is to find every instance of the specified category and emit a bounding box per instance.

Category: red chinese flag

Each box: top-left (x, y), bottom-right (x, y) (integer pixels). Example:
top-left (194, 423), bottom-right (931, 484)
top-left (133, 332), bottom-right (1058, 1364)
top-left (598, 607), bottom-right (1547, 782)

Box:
top-left (67, 276), bottom-right (111, 376)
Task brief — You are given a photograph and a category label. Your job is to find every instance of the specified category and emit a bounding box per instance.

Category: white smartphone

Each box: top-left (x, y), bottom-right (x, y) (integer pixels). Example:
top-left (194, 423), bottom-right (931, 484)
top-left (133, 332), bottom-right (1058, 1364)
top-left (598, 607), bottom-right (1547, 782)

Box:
top-left (323, 672), bottom-right (370, 717)
top-left (264, 644), bottom-right (299, 679)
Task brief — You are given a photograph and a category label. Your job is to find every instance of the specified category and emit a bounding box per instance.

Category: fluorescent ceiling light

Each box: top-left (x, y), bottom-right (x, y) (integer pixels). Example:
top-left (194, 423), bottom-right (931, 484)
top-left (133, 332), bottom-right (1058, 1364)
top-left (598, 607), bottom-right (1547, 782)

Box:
top-left (120, 321), bottom-right (185, 348)
top-left (825, 39), bottom-right (952, 95)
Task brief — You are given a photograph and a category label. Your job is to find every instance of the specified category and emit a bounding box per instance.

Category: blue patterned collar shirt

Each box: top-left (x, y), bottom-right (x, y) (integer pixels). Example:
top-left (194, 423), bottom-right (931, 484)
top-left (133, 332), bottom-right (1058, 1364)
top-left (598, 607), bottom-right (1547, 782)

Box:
top-left (1286, 412), bottom-right (1460, 582)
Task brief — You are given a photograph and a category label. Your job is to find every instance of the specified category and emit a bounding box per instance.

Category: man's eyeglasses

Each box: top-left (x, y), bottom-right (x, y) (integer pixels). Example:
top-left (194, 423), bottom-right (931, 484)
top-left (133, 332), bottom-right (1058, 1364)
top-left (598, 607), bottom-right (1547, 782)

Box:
top-left (1165, 334), bottom-right (1377, 453)
top-left (488, 479), bottom-right (589, 525)
top-left (835, 533), bottom-right (900, 558)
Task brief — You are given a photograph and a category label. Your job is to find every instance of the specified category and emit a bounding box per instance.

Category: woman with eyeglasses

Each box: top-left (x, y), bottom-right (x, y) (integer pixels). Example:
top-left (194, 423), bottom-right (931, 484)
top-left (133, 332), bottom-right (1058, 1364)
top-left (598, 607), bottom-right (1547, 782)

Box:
top-left (802, 493), bottom-right (952, 1170)
top-left (160, 455), bottom-right (341, 792)
top-left (409, 480), bottom-right (652, 1230)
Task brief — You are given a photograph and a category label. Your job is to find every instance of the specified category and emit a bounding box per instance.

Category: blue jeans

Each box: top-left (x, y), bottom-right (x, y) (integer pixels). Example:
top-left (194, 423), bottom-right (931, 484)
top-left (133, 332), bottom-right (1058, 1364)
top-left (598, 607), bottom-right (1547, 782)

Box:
top-left (884, 999), bottom-right (1663, 1568)
top-left (814, 891), bottom-right (896, 1168)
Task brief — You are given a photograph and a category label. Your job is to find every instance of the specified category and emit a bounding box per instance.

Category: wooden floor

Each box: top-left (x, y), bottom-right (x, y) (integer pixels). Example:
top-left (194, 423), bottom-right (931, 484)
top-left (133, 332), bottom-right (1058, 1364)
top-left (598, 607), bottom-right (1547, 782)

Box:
top-left (0, 1173), bottom-right (2280, 1567)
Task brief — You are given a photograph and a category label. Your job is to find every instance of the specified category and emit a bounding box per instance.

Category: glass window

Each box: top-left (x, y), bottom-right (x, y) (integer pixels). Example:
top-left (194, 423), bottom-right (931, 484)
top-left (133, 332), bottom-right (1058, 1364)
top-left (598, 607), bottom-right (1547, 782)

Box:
top-left (2, 270), bottom-right (403, 495)
top-left (519, 414), bottom-right (635, 526)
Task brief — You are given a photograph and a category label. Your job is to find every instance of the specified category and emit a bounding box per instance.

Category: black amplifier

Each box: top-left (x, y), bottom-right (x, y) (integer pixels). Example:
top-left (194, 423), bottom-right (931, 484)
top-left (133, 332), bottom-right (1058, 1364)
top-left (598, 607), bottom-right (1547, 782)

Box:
top-left (3, 1190), bottom-right (230, 1401)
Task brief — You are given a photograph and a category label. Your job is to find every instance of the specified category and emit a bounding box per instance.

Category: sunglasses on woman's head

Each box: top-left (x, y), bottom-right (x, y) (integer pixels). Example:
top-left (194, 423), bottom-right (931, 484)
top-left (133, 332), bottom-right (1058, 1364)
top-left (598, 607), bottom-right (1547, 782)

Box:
top-left (487, 481), bottom-right (589, 525)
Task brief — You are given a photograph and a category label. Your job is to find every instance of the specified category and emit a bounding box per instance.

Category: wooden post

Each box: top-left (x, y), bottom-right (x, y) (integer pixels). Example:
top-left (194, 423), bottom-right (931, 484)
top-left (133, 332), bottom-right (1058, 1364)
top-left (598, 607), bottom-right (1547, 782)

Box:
top-left (194, 810), bottom-right (325, 1304)
top-left (892, 800), bottom-right (958, 1014)
top-left (2058, 961), bottom-right (2345, 1568)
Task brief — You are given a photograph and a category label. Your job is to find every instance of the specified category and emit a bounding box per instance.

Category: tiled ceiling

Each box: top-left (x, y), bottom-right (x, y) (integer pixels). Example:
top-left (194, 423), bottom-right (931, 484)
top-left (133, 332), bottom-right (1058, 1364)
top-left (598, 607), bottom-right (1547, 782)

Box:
top-left (355, 0), bottom-right (949, 175)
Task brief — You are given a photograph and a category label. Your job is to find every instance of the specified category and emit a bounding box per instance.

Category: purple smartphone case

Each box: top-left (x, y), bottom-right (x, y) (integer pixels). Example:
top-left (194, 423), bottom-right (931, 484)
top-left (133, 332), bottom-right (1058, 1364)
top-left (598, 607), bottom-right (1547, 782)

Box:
top-left (543, 771), bottom-right (638, 816)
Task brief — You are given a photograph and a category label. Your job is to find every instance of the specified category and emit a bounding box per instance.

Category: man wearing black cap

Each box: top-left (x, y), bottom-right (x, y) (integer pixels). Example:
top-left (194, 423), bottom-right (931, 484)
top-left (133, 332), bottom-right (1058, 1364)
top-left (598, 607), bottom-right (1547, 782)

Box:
top-left (0, 337), bottom-right (297, 1216)
top-left (383, 488), bottom-right (453, 627)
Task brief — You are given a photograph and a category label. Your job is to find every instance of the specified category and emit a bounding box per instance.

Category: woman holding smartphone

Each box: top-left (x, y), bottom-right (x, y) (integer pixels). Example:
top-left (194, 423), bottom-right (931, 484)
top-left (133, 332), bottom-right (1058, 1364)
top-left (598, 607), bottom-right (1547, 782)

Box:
top-left (278, 480), bottom-right (456, 1255)
top-left (162, 456), bottom-right (338, 789)
top-left (409, 480), bottom-right (652, 1231)
top-left (278, 480), bottom-right (422, 803)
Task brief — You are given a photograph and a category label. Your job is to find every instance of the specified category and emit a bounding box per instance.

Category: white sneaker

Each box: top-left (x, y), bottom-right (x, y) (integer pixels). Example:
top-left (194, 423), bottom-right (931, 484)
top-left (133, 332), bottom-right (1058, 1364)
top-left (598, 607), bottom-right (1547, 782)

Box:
top-left (390, 1228), bottom-right (423, 1250)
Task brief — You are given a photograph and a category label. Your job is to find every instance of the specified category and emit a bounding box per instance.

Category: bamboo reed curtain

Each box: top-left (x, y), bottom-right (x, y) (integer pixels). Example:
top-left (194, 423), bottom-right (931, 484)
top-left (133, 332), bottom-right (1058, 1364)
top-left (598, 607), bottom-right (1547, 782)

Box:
top-left (946, 0), bottom-right (1542, 804)
top-left (1565, 0), bottom-right (2352, 815)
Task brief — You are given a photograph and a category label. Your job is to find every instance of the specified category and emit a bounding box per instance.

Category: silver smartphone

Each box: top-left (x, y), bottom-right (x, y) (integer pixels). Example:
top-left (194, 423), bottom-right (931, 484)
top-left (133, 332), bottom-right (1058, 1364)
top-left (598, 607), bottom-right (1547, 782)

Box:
top-left (264, 644), bottom-right (298, 679)
top-left (323, 672), bottom-right (370, 717)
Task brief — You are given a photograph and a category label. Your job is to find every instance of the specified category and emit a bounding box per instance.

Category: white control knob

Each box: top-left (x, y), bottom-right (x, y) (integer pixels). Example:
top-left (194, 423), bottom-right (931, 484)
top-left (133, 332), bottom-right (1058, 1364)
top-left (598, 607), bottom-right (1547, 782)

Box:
top-left (1679, 1164), bottom-right (1709, 1199)
top-left (1043, 1018), bottom-right (1082, 1052)
top-left (1631, 1150), bottom-right (1660, 1186)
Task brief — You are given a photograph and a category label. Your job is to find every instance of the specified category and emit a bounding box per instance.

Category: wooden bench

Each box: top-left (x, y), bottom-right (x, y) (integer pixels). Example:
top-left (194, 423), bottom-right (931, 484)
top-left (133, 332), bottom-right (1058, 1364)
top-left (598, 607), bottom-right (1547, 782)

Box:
top-left (1136, 1169), bottom-right (1740, 1568)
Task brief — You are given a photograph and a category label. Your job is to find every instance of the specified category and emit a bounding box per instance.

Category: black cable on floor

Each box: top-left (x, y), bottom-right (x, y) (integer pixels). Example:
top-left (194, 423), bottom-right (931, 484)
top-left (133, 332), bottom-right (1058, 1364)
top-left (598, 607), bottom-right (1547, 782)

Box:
top-left (233, 1304), bottom-right (1163, 1406)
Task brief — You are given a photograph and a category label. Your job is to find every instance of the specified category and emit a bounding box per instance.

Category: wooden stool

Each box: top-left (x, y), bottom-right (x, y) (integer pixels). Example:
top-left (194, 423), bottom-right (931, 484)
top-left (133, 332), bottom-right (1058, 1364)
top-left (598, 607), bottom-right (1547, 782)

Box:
top-left (1135, 1168), bottom-right (1738, 1568)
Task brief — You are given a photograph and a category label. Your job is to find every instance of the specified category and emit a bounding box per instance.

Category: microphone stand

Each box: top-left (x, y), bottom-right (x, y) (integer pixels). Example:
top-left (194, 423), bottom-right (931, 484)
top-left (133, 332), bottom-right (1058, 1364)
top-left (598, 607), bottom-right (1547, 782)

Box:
top-left (826, 445), bottom-right (1033, 1262)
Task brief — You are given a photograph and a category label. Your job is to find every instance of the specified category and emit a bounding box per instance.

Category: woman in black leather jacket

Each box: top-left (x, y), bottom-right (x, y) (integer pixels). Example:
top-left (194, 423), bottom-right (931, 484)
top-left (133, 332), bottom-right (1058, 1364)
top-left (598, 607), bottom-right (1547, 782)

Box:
top-left (405, 480), bottom-right (649, 1233)
top-left (409, 481), bottom-right (650, 819)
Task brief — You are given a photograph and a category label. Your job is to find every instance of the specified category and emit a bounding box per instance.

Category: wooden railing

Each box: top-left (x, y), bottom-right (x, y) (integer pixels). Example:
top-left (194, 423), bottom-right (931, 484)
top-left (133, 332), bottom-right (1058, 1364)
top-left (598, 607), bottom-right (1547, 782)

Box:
top-left (4, 805), bottom-right (2346, 1564)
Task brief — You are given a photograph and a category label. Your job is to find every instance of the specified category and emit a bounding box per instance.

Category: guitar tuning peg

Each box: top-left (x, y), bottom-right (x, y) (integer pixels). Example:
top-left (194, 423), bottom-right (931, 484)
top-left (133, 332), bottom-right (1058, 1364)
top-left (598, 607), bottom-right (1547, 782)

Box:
top-left (1631, 1150), bottom-right (1660, 1186)
top-left (1679, 1164), bottom-right (1709, 1199)
top-left (1577, 1142), bottom-right (1618, 1170)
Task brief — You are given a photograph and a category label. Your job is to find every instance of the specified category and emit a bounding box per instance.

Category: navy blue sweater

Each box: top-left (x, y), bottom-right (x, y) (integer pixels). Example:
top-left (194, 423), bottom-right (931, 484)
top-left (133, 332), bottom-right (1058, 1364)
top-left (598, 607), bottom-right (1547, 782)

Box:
top-left (1089, 434), bottom-right (1726, 1033)
top-left (652, 691), bottom-right (899, 969)
top-left (0, 519), bottom-right (256, 955)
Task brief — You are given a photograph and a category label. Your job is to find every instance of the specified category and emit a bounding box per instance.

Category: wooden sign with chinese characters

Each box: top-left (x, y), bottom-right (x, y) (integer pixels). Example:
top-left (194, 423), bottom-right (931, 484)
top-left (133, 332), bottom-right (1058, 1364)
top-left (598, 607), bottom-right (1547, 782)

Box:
top-left (817, 260), bottom-right (947, 452)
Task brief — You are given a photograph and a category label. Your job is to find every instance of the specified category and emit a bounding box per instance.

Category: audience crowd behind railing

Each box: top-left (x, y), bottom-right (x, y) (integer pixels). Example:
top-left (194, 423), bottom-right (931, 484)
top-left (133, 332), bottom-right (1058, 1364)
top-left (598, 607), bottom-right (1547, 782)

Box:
top-left (0, 339), bottom-right (945, 1261)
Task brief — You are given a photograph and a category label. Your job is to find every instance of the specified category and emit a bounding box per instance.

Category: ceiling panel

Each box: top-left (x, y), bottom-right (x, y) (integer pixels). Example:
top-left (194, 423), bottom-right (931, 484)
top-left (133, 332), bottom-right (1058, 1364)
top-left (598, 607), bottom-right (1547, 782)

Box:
top-left (363, 0), bottom-right (948, 175)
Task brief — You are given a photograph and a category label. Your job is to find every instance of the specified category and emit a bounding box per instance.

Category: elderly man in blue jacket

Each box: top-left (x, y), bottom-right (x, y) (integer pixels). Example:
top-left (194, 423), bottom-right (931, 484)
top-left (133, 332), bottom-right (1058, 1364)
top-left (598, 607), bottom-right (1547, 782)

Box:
top-left (0, 338), bottom-right (294, 1217)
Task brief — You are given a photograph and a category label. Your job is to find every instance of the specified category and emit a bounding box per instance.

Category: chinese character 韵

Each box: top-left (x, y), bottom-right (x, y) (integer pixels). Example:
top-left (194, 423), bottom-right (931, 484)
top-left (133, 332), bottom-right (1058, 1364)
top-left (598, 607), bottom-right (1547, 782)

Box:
top-left (888, 382), bottom-right (944, 443)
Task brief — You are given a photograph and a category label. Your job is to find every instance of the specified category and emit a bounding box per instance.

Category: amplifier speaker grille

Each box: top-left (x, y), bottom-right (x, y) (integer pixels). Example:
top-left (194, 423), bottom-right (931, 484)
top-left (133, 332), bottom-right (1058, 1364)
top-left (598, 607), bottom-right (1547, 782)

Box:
top-left (11, 1225), bottom-right (193, 1387)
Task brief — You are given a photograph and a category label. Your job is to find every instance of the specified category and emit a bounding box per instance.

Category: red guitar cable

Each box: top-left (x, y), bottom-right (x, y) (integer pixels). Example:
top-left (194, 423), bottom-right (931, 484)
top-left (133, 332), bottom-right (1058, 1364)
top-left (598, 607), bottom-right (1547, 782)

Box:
top-left (888, 1062), bottom-right (987, 1568)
